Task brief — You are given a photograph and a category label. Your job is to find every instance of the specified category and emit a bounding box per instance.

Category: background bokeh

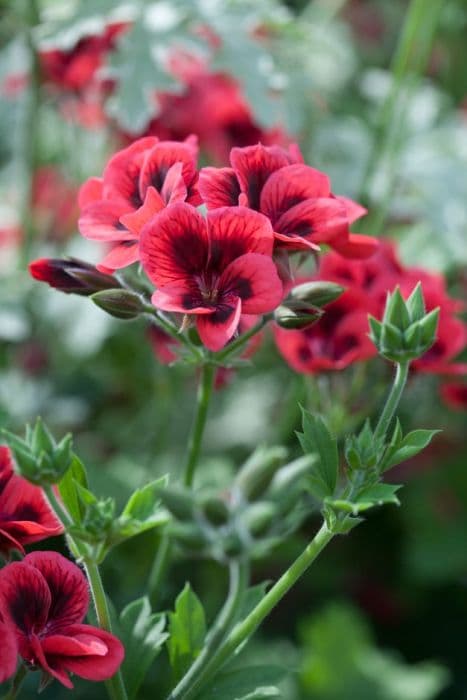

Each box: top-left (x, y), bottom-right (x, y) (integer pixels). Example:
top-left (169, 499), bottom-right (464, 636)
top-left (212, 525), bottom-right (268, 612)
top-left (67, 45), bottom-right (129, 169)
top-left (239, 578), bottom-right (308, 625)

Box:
top-left (0, 0), bottom-right (466, 698)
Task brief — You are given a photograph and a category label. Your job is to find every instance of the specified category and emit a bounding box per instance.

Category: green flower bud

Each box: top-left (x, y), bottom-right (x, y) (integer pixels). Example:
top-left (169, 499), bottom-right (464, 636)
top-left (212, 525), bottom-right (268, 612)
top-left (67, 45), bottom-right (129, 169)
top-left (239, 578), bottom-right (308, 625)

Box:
top-left (157, 487), bottom-right (195, 522)
top-left (242, 502), bottom-right (277, 537)
top-left (274, 304), bottom-right (323, 329)
top-left (289, 281), bottom-right (345, 307)
top-left (91, 289), bottom-right (145, 320)
top-left (198, 493), bottom-right (230, 526)
top-left (235, 446), bottom-right (288, 501)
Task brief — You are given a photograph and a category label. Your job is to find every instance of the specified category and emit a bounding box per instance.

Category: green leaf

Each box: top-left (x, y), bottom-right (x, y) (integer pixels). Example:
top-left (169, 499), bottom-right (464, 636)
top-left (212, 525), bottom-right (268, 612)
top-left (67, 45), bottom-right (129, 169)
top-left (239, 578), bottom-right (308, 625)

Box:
top-left (200, 666), bottom-right (286, 700)
top-left (120, 597), bottom-right (168, 700)
top-left (57, 454), bottom-right (89, 524)
top-left (382, 429), bottom-right (440, 471)
top-left (122, 476), bottom-right (168, 521)
top-left (326, 483), bottom-right (402, 515)
top-left (167, 583), bottom-right (206, 682)
top-left (297, 409), bottom-right (338, 497)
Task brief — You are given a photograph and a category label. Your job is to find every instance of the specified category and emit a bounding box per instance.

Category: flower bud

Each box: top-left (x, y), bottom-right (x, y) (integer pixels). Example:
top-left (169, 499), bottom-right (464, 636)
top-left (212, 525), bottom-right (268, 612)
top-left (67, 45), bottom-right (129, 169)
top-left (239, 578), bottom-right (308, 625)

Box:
top-left (91, 289), bottom-right (145, 320)
top-left (369, 283), bottom-right (439, 363)
top-left (235, 446), bottom-right (287, 501)
top-left (274, 304), bottom-right (323, 330)
top-left (242, 502), bottom-right (277, 537)
top-left (198, 493), bottom-right (230, 526)
top-left (289, 281), bottom-right (345, 307)
top-left (29, 258), bottom-right (118, 295)
top-left (157, 487), bottom-right (195, 522)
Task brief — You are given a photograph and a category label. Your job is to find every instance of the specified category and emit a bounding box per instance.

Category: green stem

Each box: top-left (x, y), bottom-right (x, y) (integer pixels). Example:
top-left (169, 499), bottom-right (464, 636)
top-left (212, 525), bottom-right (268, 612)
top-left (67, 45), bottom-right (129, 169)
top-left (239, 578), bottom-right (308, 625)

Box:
top-left (167, 561), bottom-right (249, 700)
top-left (44, 487), bottom-right (128, 700)
top-left (20, 0), bottom-right (41, 267)
top-left (179, 523), bottom-right (333, 700)
top-left (216, 316), bottom-right (270, 364)
top-left (143, 307), bottom-right (203, 360)
top-left (359, 0), bottom-right (443, 230)
top-left (148, 362), bottom-right (216, 604)
top-left (373, 361), bottom-right (410, 443)
top-left (2, 665), bottom-right (27, 700)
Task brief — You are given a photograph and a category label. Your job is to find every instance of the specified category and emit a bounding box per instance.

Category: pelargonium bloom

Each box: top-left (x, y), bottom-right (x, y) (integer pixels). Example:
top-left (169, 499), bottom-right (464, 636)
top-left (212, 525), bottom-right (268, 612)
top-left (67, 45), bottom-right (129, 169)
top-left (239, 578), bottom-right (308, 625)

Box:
top-left (140, 203), bottom-right (283, 351)
top-left (0, 446), bottom-right (63, 556)
top-left (0, 552), bottom-right (124, 688)
top-left (78, 136), bottom-right (201, 271)
top-left (199, 143), bottom-right (377, 258)
top-left (0, 618), bottom-right (17, 683)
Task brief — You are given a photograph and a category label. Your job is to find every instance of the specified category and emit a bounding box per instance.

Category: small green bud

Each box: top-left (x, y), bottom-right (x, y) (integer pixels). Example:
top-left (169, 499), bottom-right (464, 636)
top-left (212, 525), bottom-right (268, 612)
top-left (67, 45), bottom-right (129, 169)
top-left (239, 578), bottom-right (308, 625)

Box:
top-left (198, 493), bottom-right (230, 526)
top-left (274, 304), bottom-right (323, 329)
top-left (289, 281), bottom-right (345, 307)
top-left (383, 287), bottom-right (410, 330)
top-left (235, 446), bottom-right (288, 501)
top-left (91, 289), bottom-right (145, 320)
top-left (170, 522), bottom-right (207, 550)
top-left (242, 502), bottom-right (277, 537)
top-left (405, 282), bottom-right (425, 322)
top-left (158, 487), bottom-right (195, 522)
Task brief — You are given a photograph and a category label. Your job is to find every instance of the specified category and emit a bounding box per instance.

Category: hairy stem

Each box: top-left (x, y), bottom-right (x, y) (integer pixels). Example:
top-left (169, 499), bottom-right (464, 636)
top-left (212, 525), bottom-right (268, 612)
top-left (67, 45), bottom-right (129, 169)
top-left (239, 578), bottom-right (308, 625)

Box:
top-left (178, 523), bottom-right (333, 700)
top-left (167, 561), bottom-right (249, 700)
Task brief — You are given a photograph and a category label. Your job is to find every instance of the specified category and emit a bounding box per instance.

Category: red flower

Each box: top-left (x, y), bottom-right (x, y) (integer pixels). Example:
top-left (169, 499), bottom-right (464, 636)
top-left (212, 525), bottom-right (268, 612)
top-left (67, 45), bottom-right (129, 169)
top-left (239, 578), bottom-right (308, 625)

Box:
top-left (0, 447), bottom-right (63, 556)
top-left (140, 203), bottom-right (283, 351)
top-left (0, 552), bottom-right (124, 689)
top-left (274, 289), bottom-right (376, 373)
top-left (441, 382), bottom-right (467, 410)
top-left (0, 618), bottom-right (17, 684)
top-left (78, 136), bottom-right (201, 271)
top-left (29, 257), bottom-right (117, 295)
top-left (199, 143), bottom-right (378, 257)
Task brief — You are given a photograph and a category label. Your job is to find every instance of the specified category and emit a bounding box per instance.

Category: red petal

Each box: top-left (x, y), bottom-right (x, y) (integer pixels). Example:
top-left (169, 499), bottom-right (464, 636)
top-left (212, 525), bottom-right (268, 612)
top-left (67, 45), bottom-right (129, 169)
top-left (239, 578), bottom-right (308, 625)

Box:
top-left (151, 282), bottom-right (211, 314)
top-left (78, 177), bottom-right (103, 208)
top-left (0, 621), bottom-right (17, 683)
top-left (260, 164), bottom-right (331, 224)
top-left (207, 206), bottom-right (274, 271)
top-left (103, 137), bottom-right (158, 208)
top-left (140, 202), bottom-right (209, 286)
top-left (138, 140), bottom-right (198, 202)
top-left (29, 635), bottom-right (73, 688)
top-left (97, 240), bottom-right (140, 271)
top-left (24, 552), bottom-right (89, 629)
top-left (273, 198), bottom-right (348, 248)
top-left (332, 233), bottom-right (379, 259)
top-left (41, 632), bottom-right (108, 657)
top-left (230, 144), bottom-right (293, 210)
top-left (198, 167), bottom-right (241, 208)
top-left (219, 253), bottom-right (283, 314)
top-left (0, 446), bottom-right (14, 487)
top-left (335, 195), bottom-right (367, 223)
top-left (160, 162), bottom-right (188, 204)
top-left (0, 561), bottom-right (51, 635)
top-left (197, 297), bottom-right (242, 351)
top-left (50, 624), bottom-right (124, 682)
top-left (119, 187), bottom-right (165, 236)
top-left (79, 200), bottom-right (135, 242)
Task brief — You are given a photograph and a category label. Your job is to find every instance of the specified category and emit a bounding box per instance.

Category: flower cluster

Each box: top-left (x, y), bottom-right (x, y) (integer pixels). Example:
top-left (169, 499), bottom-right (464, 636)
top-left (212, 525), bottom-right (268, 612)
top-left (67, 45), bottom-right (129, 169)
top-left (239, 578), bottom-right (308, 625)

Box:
top-left (0, 551), bottom-right (124, 688)
top-left (275, 241), bottom-right (467, 387)
top-left (75, 138), bottom-right (377, 351)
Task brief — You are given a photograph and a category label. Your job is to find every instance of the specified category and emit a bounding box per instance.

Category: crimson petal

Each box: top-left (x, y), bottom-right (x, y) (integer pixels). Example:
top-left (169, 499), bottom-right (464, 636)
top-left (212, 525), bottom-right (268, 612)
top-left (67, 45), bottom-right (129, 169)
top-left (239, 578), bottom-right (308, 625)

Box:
top-left (198, 167), bottom-right (241, 209)
top-left (219, 253), bottom-right (283, 314)
top-left (97, 240), bottom-right (140, 272)
top-left (273, 197), bottom-right (349, 248)
top-left (0, 562), bottom-right (51, 636)
top-left (78, 177), bottom-right (103, 208)
top-left (151, 281), bottom-right (211, 314)
top-left (207, 207), bottom-right (274, 272)
top-left (0, 620), bottom-right (17, 683)
top-left (48, 624), bottom-right (125, 682)
top-left (259, 164), bottom-right (331, 224)
top-left (196, 297), bottom-right (242, 351)
top-left (138, 140), bottom-right (198, 202)
top-left (79, 200), bottom-right (135, 242)
top-left (103, 137), bottom-right (158, 208)
top-left (331, 232), bottom-right (379, 259)
top-left (230, 144), bottom-right (293, 210)
top-left (119, 187), bottom-right (165, 237)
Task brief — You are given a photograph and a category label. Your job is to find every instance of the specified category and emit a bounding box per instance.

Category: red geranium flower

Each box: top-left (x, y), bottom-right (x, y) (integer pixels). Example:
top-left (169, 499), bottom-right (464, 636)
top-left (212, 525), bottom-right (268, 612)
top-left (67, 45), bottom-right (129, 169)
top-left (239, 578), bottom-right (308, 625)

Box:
top-left (0, 552), bottom-right (124, 689)
top-left (78, 136), bottom-right (201, 271)
top-left (0, 447), bottom-right (63, 556)
top-left (199, 143), bottom-right (378, 257)
top-left (0, 618), bottom-right (17, 684)
top-left (140, 203), bottom-right (283, 351)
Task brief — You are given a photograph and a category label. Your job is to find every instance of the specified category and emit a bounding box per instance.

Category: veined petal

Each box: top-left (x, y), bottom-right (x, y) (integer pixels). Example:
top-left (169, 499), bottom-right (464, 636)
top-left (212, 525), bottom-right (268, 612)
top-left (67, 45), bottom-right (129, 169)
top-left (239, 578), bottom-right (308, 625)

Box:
top-left (219, 253), bottom-right (283, 314)
top-left (48, 624), bottom-right (124, 682)
top-left (140, 202), bottom-right (209, 286)
top-left (78, 177), bottom-right (103, 208)
top-left (197, 296), bottom-right (242, 351)
top-left (79, 200), bottom-right (135, 242)
top-left (273, 197), bottom-right (348, 247)
top-left (260, 164), bottom-right (331, 224)
top-left (151, 282), bottom-right (211, 314)
top-left (207, 206), bottom-right (274, 272)
top-left (334, 195), bottom-right (367, 223)
top-left (0, 621), bottom-right (17, 684)
top-left (230, 144), bottom-right (292, 210)
top-left (198, 167), bottom-right (241, 209)
top-left (160, 162), bottom-right (188, 204)
top-left (41, 633), bottom-right (108, 657)
top-left (24, 552), bottom-right (89, 630)
top-left (332, 232), bottom-right (379, 259)
top-left (119, 187), bottom-right (165, 236)
top-left (138, 140), bottom-right (198, 202)
top-left (0, 562), bottom-right (51, 636)
top-left (97, 240), bottom-right (140, 272)
top-left (103, 137), bottom-right (157, 208)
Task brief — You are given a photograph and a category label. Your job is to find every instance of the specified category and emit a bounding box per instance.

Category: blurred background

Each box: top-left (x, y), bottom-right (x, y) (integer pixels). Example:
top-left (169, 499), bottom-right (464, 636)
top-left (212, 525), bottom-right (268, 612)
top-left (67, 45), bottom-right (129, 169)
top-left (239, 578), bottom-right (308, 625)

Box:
top-left (0, 0), bottom-right (466, 698)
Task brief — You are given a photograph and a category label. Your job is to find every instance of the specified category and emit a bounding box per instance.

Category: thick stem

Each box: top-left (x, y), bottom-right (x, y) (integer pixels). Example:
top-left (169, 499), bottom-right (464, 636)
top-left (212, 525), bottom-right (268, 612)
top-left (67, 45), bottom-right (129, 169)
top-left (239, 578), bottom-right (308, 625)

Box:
top-left (374, 361), bottom-right (409, 443)
top-left (148, 363), bottom-right (216, 605)
top-left (43, 487), bottom-right (128, 700)
top-left (179, 523), bottom-right (333, 700)
top-left (2, 665), bottom-right (27, 700)
top-left (167, 561), bottom-right (249, 700)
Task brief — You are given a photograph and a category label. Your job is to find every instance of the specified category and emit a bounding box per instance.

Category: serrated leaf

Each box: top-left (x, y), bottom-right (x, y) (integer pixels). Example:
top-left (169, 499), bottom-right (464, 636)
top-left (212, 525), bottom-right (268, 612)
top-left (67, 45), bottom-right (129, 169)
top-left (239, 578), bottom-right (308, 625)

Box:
top-left (120, 597), bottom-right (168, 700)
top-left (167, 583), bottom-right (206, 682)
top-left (122, 475), bottom-right (168, 521)
top-left (381, 429), bottom-right (440, 471)
top-left (326, 483), bottom-right (402, 515)
top-left (298, 409), bottom-right (338, 497)
top-left (57, 454), bottom-right (89, 524)
top-left (200, 666), bottom-right (286, 700)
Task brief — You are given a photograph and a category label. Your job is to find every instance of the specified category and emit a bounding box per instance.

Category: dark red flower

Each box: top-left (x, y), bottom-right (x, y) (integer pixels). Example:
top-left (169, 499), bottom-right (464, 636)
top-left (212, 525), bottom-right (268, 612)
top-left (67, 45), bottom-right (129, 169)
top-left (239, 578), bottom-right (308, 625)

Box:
top-left (199, 143), bottom-right (378, 257)
top-left (29, 257), bottom-right (117, 295)
top-left (78, 136), bottom-right (201, 271)
top-left (0, 447), bottom-right (63, 556)
top-left (0, 618), bottom-right (17, 683)
top-left (140, 203), bottom-right (283, 351)
top-left (0, 552), bottom-right (124, 688)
